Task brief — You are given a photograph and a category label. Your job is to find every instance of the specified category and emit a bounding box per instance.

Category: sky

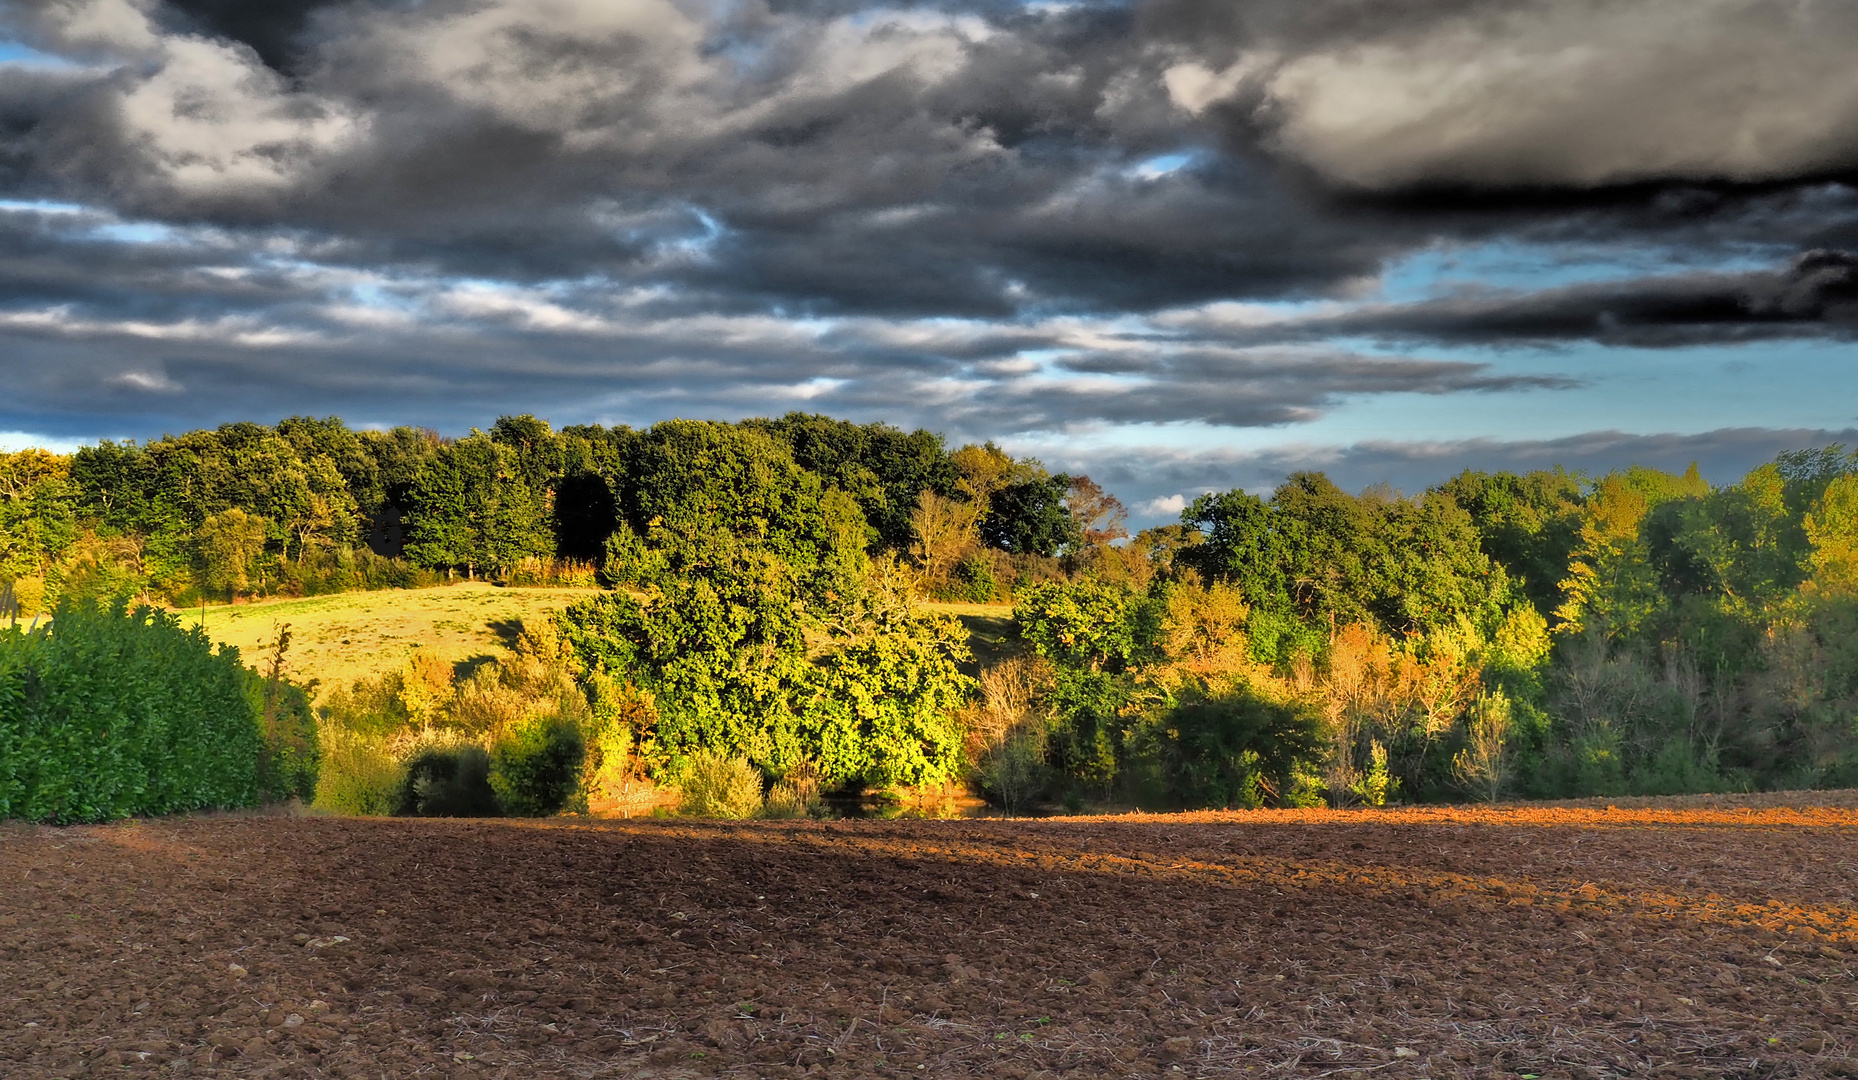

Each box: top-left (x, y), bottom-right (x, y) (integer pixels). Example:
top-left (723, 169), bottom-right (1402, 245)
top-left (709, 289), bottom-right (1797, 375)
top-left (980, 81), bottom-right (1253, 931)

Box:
top-left (1, 0), bottom-right (1857, 522)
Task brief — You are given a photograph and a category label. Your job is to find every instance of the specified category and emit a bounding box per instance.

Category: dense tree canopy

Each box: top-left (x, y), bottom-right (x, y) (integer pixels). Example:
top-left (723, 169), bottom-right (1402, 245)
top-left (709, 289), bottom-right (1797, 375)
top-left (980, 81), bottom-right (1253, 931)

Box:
top-left (8, 412), bottom-right (1858, 808)
top-left (15, 414), bottom-right (1088, 608)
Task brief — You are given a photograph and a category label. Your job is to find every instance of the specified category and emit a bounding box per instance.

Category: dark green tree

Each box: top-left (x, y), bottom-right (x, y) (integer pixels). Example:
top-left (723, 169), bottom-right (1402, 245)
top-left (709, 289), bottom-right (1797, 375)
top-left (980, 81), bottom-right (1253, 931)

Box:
top-left (611, 420), bottom-right (867, 591)
top-left (981, 474), bottom-right (1081, 556)
top-left (1434, 469), bottom-right (1585, 620)
top-left (402, 435), bottom-right (553, 575)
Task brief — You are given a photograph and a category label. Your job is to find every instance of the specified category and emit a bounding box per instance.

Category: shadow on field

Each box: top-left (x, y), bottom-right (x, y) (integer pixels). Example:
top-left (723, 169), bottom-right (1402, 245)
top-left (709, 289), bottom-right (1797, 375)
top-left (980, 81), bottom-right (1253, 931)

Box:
top-left (5, 810), bottom-right (1856, 1079)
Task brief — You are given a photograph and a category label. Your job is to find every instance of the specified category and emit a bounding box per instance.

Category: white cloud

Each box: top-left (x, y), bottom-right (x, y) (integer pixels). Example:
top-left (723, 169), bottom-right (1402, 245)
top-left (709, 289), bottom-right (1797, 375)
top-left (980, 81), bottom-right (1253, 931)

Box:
top-left (1182, 0), bottom-right (1858, 188)
top-left (1162, 52), bottom-right (1275, 115)
top-left (112, 369), bottom-right (179, 393)
top-left (0, 430), bottom-right (92, 453)
top-left (25, 0), bottom-right (363, 198)
top-left (1139, 492), bottom-right (1186, 516)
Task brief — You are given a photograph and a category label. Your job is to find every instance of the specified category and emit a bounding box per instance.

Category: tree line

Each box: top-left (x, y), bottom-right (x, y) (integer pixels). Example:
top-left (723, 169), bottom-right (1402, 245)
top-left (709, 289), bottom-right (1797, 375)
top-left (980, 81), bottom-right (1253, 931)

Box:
top-left (5, 413), bottom-right (1857, 805)
top-left (991, 455), bottom-right (1858, 808)
top-left (0, 413), bottom-right (1101, 611)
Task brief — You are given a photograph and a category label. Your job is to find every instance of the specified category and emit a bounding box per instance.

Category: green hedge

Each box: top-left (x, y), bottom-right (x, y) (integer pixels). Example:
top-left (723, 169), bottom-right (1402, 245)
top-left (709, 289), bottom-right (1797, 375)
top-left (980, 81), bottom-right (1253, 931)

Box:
top-left (0, 601), bottom-right (302, 823)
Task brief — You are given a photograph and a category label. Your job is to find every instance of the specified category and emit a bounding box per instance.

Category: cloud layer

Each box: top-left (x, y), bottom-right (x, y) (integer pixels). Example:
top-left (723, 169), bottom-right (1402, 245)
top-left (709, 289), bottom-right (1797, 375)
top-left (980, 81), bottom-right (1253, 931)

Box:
top-left (1, 0), bottom-right (1855, 494)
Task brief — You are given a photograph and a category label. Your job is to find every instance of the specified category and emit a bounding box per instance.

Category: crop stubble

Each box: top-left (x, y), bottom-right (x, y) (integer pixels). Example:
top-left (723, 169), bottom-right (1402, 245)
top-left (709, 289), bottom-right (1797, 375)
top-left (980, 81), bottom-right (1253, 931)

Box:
top-left (3, 806), bottom-right (1857, 1078)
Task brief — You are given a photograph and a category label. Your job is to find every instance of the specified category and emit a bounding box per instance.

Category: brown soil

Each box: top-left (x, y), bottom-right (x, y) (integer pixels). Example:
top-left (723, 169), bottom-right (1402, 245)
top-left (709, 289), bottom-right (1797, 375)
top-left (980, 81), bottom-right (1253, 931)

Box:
top-left (5, 806), bottom-right (1858, 1079)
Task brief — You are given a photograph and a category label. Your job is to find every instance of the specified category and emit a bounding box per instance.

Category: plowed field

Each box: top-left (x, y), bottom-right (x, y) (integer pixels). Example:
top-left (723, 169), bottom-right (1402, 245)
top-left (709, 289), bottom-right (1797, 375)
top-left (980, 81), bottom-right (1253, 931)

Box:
top-left (5, 806), bottom-right (1858, 1079)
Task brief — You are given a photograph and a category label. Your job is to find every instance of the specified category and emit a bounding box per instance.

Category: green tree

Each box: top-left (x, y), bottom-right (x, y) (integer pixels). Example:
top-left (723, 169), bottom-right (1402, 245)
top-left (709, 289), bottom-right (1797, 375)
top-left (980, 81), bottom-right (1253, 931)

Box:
top-left (1180, 490), bottom-right (1289, 611)
top-left (747, 413), bottom-right (959, 552)
top-left (613, 420), bottom-right (868, 591)
top-left (197, 509), bottom-right (268, 601)
top-left (981, 473), bottom-right (1081, 556)
top-left (1184, 474), bottom-right (1510, 641)
top-left (806, 567), bottom-right (974, 786)
top-left (556, 559), bottom-right (972, 788)
top-left (1806, 474), bottom-right (1858, 594)
top-left (1014, 579), bottom-right (1147, 673)
top-left (0, 450), bottom-right (76, 584)
top-left (1125, 683), bottom-right (1324, 810)
top-left (1555, 466), bottom-right (1707, 641)
top-left (1434, 469), bottom-right (1584, 620)
top-left (402, 434), bottom-right (553, 575)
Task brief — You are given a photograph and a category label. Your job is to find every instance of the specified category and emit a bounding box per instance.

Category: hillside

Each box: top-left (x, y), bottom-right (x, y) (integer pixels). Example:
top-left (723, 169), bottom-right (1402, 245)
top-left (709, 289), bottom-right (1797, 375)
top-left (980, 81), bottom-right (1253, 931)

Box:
top-left (190, 584), bottom-right (602, 692)
top-left (192, 584), bottom-right (1014, 693)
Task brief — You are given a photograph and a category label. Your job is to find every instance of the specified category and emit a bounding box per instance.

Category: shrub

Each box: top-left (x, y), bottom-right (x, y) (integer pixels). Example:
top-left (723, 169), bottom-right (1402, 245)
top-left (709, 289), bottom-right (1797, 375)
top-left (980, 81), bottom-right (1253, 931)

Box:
top-left (396, 744), bottom-right (500, 817)
top-left (1349, 738), bottom-right (1397, 807)
top-left (318, 673), bottom-right (412, 737)
top-left (1014, 579), bottom-right (1144, 673)
top-left (559, 561), bottom-right (973, 789)
top-left (249, 672), bottom-right (320, 804)
top-left (944, 553), bottom-right (998, 603)
top-left (1126, 683), bottom-right (1324, 810)
top-left (312, 723), bottom-right (402, 815)
top-left (263, 547), bottom-right (443, 603)
top-left (977, 726), bottom-right (1048, 816)
top-left (1451, 690), bottom-right (1513, 803)
top-left (489, 715), bottom-right (586, 816)
top-left (680, 749), bottom-right (764, 818)
top-left (501, 557), bottom-right (600, 588)
top-left (582, 674), bottom-right (659, 807)
top-left (760, 763), bottom-right (825, 819)
top-left (0, 601), bottom-right (270, 823)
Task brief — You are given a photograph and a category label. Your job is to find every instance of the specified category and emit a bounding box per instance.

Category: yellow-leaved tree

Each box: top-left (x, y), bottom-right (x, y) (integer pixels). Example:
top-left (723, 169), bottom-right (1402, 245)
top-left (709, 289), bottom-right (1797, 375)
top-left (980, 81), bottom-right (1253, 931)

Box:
top-left (1805, 474), bottom-right (1858, 595)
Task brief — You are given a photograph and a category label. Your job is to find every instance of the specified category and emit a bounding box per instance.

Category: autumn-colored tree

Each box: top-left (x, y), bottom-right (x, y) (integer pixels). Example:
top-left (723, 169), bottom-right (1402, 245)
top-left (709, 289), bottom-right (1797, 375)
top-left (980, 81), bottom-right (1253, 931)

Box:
top-left (908, 489), bottom-right (981, 595)
top-left (1805, 474), bottom-right (1858, 594)
top-left (1066, 475), bottom-right (1128, 546)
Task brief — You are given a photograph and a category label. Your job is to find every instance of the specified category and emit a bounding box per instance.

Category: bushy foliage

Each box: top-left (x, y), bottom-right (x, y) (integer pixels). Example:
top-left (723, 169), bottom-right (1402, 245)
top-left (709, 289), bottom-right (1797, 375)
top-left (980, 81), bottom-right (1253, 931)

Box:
top-left (981, 474), bottom-right (1081, 557)
top-left (311, 723), bottom-right (402, 815)
top-left (1125, 684), bottom-right (1325, 810)
top-left (606, 420), bottom-right (870, 591)
top-left (16, 412), bottom-right (1858, 810)
top-left (760, 763), bottom-right (827, 819)
top-left (403, 433), bottom-right (554, 577)
top-left (395, 744), bottom-right (500, 817)
top-left (746, 413), bottom-right (961, 552)
top-left (679, 749), bottom-right (765, 819)
top-left (489, 716), bottom-right (586, 816)
top-left (1014, 579), bottom-right (1147, 673)
top-left (18, 414), bottom-right (1098, 612)
top-left (946, 552), bottom-right (1000, 602)
top-left (313, 628), bottom-right (599, 817)
top-left (977, 727), bottom-right (1049, 816)
top-left (1183, 473), bottom-right (1512, 640)
top-left (557, 559), bottom-right (974, 789)
top-left (248, 669), bottom-right (320, 804)
top-left (0, 601), bottom-right (288, 822)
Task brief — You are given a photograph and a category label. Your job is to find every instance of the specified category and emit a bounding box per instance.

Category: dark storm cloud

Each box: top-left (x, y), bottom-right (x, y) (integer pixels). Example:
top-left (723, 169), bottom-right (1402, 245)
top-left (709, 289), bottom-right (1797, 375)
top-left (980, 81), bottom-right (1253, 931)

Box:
top-left (0, 0), bottom-right (1421, 314)
top-left (1, 0), bottom-right (1858, 447)
top-left (157, 0), bottom-right (343, 72)
top-left (1165, 249), bottom-right (1858, 349)
top-left (8, 0), bottom-right (1858, 317)
top-left (1368, 250), bottom-right (1858, 347)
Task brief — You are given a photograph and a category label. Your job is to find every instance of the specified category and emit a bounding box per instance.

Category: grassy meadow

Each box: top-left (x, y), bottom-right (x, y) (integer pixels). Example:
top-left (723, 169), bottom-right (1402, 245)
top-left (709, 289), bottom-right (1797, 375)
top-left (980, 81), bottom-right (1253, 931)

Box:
top-left (188, 583), bottom-right (603, 693)
top-left (187, 582), bottom-right (1014, 695)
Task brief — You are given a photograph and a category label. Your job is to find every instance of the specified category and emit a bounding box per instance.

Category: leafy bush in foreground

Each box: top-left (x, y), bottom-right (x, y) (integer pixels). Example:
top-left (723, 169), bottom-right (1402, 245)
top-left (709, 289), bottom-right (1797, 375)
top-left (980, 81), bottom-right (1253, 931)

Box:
top-left (0, 601), bottom-right (267, 822)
